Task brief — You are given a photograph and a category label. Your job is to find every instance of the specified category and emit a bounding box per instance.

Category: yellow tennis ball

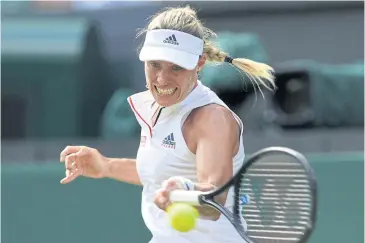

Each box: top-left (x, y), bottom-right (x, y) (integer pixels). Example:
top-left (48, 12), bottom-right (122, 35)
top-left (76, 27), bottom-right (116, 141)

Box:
top-left (167, 203), bottom-right (199, 232)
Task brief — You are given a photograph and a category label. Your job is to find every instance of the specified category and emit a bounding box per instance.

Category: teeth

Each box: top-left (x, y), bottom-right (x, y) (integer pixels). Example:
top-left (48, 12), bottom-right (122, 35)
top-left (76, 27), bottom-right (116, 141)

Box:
top-left (156, 87), bottom-right (176, 95)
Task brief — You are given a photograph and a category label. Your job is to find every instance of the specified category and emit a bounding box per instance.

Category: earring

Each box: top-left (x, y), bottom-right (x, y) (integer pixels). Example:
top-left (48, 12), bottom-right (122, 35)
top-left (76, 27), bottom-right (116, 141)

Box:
top-left (146, 84), bottom-right (149, 89)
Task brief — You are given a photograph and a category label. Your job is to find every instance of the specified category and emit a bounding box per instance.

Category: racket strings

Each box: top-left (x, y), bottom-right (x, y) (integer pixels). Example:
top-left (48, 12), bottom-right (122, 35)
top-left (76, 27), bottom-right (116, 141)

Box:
top-left (238, 157), bottom-right (313, 243)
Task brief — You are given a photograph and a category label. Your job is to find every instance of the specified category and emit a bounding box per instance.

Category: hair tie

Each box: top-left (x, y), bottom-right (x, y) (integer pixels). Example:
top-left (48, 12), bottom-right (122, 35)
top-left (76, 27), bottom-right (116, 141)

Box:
top-left (224, 56), bottom-right (234, 64)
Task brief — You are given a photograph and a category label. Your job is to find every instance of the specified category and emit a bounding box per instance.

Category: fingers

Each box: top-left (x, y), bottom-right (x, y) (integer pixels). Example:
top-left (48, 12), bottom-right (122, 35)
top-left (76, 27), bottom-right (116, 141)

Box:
top-left (76, 146), bottom-right (89, 157)
top-left (154, 188), bottom-right (172, 211)
top-left (60, 146), bottom-right (84, 162)
top-left (60, 147), bottom-right (89, 184)
top-left (60, 168), bottom-right (82, 184)
top-left (64, 153), bottom-right (77, 169)
top-left (162, 178), bottom-right (179, 190)
top-left (154, 179), bottom-right (182, 211)
top-left (63, 147), bottom-right (89, 168)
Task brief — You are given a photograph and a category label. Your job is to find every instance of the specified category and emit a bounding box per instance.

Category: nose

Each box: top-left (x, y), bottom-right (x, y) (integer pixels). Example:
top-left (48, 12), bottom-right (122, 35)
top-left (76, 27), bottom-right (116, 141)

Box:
top-left (156, 69), bottom-right (170, 85)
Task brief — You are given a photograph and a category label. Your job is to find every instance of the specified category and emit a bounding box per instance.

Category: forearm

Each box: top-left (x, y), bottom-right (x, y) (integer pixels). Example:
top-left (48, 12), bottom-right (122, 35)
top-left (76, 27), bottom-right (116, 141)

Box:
top-left (105, 158), bottom-right (142, 185)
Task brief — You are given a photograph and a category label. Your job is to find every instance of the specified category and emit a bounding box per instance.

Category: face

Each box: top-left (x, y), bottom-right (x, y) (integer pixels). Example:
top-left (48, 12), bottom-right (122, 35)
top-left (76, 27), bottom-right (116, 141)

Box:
top-left (144, 56), bottom-right (206, 107)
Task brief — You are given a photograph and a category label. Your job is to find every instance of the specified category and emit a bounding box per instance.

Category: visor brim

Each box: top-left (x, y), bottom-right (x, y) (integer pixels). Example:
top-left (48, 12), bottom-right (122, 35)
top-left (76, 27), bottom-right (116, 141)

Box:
top-left (139, 46), bottom-right (199, 70)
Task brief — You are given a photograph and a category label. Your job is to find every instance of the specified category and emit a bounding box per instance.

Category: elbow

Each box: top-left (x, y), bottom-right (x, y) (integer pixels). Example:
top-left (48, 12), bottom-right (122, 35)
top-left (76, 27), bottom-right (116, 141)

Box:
top-left (210, 196), bottom-right (229, 221)
top-left (210, 211), bottom-right (222, 221)
top-left (197, 206), bottom-right (221, 221)
top-left (197, 207), bottom-right (222, 221)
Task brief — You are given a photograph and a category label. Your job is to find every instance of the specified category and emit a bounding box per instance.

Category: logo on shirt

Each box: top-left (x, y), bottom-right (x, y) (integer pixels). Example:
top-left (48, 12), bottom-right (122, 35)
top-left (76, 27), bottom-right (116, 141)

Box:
top-left (161, 133), bottom-right (176, 149)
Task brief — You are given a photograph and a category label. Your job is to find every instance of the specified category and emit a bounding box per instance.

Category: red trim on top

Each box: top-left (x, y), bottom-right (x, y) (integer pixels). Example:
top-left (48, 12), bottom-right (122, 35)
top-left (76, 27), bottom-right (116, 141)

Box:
top-left (128, 97), bottom-right (152, 137)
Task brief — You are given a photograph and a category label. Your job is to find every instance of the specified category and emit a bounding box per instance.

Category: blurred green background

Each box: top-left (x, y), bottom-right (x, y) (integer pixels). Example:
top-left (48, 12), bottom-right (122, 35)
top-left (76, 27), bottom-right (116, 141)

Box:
top-left (1, 1), bottom-right (364, 243)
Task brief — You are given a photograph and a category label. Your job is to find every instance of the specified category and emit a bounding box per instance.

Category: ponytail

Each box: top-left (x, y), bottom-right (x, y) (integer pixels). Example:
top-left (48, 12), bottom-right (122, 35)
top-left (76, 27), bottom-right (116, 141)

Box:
top-left (203, 41), bottom-right (276, 93)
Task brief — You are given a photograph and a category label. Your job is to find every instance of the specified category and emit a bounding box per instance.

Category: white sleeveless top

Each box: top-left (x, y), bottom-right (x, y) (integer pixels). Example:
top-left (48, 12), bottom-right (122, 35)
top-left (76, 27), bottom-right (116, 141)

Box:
top-left (128, 81), bottom-right (247, 243)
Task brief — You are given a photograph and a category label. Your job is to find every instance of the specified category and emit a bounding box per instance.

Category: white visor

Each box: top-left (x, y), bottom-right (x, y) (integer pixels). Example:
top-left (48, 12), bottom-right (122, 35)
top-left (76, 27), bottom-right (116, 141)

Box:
top-left (139, 29), bottom-right (204, 70)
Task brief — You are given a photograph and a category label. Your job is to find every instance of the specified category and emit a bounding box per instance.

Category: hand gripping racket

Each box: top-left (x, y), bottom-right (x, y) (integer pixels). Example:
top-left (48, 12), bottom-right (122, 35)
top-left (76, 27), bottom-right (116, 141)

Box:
top-left (169, 146), bottom-right (317, 243)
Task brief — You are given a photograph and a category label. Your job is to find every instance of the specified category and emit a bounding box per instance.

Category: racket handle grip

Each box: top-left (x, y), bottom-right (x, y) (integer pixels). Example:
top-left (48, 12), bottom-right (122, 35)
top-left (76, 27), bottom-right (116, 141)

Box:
top-left (169, 190), bottom-right (201, 206)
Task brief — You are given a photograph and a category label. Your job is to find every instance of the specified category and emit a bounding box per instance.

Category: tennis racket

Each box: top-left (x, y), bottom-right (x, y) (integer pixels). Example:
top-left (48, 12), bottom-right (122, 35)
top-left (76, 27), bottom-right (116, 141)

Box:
top-left (169, 146), bottom-right (317, 243)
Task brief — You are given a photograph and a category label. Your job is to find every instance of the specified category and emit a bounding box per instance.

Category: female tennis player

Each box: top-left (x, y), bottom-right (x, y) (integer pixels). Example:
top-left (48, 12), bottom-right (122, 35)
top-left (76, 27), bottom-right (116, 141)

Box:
top-left (60, 5), bottom-right (275, 243)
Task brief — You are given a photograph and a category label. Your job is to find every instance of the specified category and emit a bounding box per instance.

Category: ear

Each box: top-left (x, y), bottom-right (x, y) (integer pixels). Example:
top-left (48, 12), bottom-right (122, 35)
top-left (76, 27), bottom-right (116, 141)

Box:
top-left (196, 54), bottom-right (206, 72)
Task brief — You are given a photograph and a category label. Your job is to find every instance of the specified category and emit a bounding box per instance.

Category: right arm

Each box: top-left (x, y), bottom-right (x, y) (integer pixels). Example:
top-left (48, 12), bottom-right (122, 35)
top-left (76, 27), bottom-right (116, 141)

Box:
top-left (60, 146), bottom-right (141, 186)
top-left (105, 157), bottom-right (141, 185)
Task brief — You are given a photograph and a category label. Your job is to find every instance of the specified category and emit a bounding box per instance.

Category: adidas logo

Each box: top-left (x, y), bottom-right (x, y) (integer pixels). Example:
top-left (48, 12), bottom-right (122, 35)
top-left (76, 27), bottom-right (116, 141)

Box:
top-left (163, 34), bottom-right (179, 45)
top-left (161, 133), bottom-right (176, 149)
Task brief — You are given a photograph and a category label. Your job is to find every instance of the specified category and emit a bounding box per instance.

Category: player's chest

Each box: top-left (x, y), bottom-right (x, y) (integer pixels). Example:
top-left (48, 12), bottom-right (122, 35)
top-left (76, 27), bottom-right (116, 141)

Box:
top-left (137, 125), bottom-right (180, 163)
top-left (136, 128), bottom-right (195, 179)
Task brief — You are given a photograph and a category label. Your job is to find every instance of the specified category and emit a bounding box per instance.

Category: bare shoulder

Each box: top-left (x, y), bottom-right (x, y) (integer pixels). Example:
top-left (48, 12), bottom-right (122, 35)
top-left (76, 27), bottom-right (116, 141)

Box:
top-left (186, 104), bottom-right (239, 135)
top-left (183, 104), bottom-right (240, 154)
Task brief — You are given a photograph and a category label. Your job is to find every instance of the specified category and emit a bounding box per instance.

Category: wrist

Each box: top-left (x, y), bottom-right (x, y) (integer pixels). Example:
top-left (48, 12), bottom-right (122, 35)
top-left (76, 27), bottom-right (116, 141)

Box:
top-left (102, 157), bottom-right (113, 178)
top-left (182, 178), bottom-right (195, 191)
top-left (169, 176), bottom-right (195, 191)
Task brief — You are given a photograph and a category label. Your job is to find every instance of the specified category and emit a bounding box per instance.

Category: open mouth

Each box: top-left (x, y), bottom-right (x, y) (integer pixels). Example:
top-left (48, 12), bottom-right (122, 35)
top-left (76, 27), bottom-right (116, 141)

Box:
top-left (155, 86), bottom-right (177, 96)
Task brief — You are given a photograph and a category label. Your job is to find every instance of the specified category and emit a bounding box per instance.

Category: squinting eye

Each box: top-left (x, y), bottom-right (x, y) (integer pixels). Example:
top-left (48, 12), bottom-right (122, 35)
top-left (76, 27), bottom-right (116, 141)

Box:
top-left (172, 65), bottom-right (184, 71)
top-left (150, 62), bottom-right (160, 68)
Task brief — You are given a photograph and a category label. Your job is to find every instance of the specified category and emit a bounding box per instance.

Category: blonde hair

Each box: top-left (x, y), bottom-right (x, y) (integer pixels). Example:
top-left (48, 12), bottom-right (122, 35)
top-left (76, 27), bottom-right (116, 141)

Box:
top-left (137, 5), bottom-right (276, 93)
